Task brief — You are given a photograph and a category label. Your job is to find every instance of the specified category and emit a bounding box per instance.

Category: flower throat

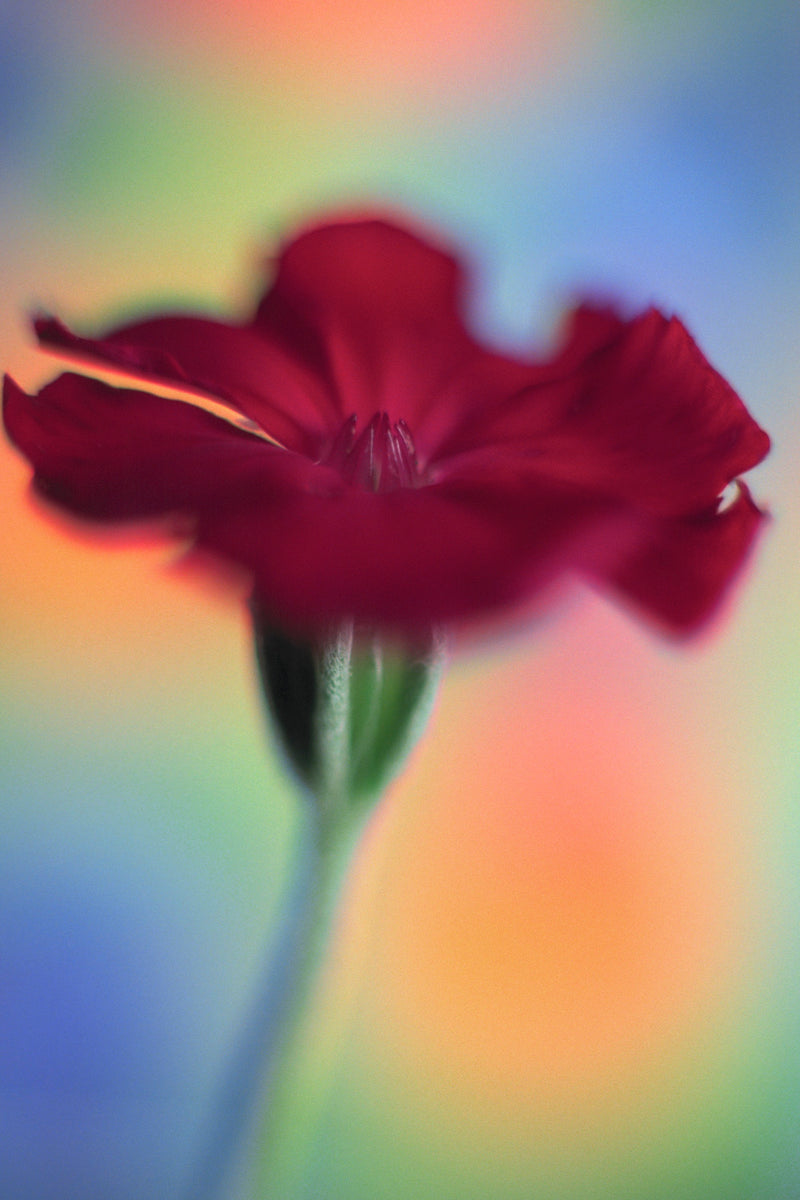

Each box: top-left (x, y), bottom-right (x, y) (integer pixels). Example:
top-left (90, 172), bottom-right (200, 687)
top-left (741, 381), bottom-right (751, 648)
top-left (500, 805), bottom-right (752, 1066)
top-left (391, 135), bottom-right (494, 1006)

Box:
top-left (324, 412), bottom-right (424, 492)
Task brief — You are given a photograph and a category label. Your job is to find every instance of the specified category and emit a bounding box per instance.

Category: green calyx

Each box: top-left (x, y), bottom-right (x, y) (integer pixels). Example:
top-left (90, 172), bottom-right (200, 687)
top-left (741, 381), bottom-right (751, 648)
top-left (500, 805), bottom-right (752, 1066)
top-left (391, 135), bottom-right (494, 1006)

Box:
top-left (252, 609), bottom-right (445, 821)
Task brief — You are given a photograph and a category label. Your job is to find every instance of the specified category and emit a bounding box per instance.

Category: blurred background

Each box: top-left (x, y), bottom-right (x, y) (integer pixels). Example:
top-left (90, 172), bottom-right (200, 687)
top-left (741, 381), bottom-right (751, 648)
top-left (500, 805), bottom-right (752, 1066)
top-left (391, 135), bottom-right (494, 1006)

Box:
top-left (1, 1), bottom-right (798, 1197)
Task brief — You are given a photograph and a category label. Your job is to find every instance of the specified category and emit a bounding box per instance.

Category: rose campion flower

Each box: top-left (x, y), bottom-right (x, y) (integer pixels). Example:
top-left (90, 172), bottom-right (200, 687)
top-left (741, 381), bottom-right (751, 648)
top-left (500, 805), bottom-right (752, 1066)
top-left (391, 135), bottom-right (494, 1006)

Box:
top-left (3, 215), bottom-right (769, 637)
top-left (0, 213), bottom-right (773, 1200)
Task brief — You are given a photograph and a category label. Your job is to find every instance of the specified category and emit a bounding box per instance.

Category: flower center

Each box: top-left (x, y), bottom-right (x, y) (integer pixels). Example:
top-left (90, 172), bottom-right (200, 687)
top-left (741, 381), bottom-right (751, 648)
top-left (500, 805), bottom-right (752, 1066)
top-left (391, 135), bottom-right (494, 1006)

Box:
top-left (324, 412), bottom-right (424, 492)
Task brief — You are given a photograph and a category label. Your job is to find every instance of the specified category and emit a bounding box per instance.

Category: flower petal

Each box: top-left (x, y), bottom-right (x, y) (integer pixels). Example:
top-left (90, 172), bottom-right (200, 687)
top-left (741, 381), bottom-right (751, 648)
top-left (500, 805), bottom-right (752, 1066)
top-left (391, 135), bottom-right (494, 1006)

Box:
top-left (3, 372), bottom-right (333, 522)
top-left (255, 216), bottom-right (522, 437)
top-left (196, 475), bottom-right (622, 635)
top-left (4, 372), bottom-right (615, 635)
top-left (591, 482), bottom-right (768, 632)
top-left (34, 313), bottom-right (333, 457)
top-left (438, 305), bottom-right (771, 517)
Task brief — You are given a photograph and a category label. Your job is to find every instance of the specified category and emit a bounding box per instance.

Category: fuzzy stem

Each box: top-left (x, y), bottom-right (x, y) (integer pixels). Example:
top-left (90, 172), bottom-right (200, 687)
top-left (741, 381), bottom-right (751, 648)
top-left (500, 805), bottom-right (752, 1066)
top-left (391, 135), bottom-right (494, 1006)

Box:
top-left (311, 622), bottom-right (354, 822)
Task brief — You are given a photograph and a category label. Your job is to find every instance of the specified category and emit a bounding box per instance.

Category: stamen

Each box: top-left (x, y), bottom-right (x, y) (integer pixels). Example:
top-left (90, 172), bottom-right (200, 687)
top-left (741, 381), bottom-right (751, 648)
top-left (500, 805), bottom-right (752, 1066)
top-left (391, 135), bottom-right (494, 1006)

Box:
top-left (323, 412), bottom-right (424, 491)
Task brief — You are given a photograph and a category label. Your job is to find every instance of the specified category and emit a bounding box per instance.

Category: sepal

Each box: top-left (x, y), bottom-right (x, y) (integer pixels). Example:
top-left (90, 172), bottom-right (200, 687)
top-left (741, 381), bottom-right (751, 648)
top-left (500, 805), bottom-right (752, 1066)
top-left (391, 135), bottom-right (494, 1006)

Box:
top-left (253, 606), bottom-right (443, 818)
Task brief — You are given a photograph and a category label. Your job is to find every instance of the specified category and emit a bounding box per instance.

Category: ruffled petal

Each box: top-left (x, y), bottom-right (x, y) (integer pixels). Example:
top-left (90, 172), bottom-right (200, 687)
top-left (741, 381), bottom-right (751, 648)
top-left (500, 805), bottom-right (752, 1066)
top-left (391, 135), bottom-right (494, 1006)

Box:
top-left (438, 305), bottom-right (771, 517)
top-left (589, 482), bottom-right (768, 632)
top-left (255, 216), bottom-right (531, 438)
top-left (3, 372), bottom-right (335, 522)
top-left (34, 314), bottom-right (334, 457)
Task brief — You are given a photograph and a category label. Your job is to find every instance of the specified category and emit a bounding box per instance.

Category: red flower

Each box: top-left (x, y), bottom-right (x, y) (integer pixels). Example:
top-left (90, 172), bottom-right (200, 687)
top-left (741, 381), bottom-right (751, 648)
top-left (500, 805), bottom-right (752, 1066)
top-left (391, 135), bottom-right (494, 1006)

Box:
top-left (3, 215), bottom-right (769, 637)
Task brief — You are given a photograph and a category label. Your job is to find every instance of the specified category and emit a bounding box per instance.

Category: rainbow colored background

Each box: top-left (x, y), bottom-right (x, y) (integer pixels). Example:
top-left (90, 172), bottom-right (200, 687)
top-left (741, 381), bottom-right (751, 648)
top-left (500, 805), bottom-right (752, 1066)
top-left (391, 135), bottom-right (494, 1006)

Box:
top-left (1, 2), bottom-right (799, 1197)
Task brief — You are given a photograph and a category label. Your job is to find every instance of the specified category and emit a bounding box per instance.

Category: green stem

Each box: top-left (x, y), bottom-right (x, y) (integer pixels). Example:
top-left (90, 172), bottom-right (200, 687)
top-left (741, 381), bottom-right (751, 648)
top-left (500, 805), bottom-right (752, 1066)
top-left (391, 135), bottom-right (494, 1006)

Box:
top-left (251, 802), bottom-right (365, 1199)
top-left (183, 797), bottom-right (363, 1200)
